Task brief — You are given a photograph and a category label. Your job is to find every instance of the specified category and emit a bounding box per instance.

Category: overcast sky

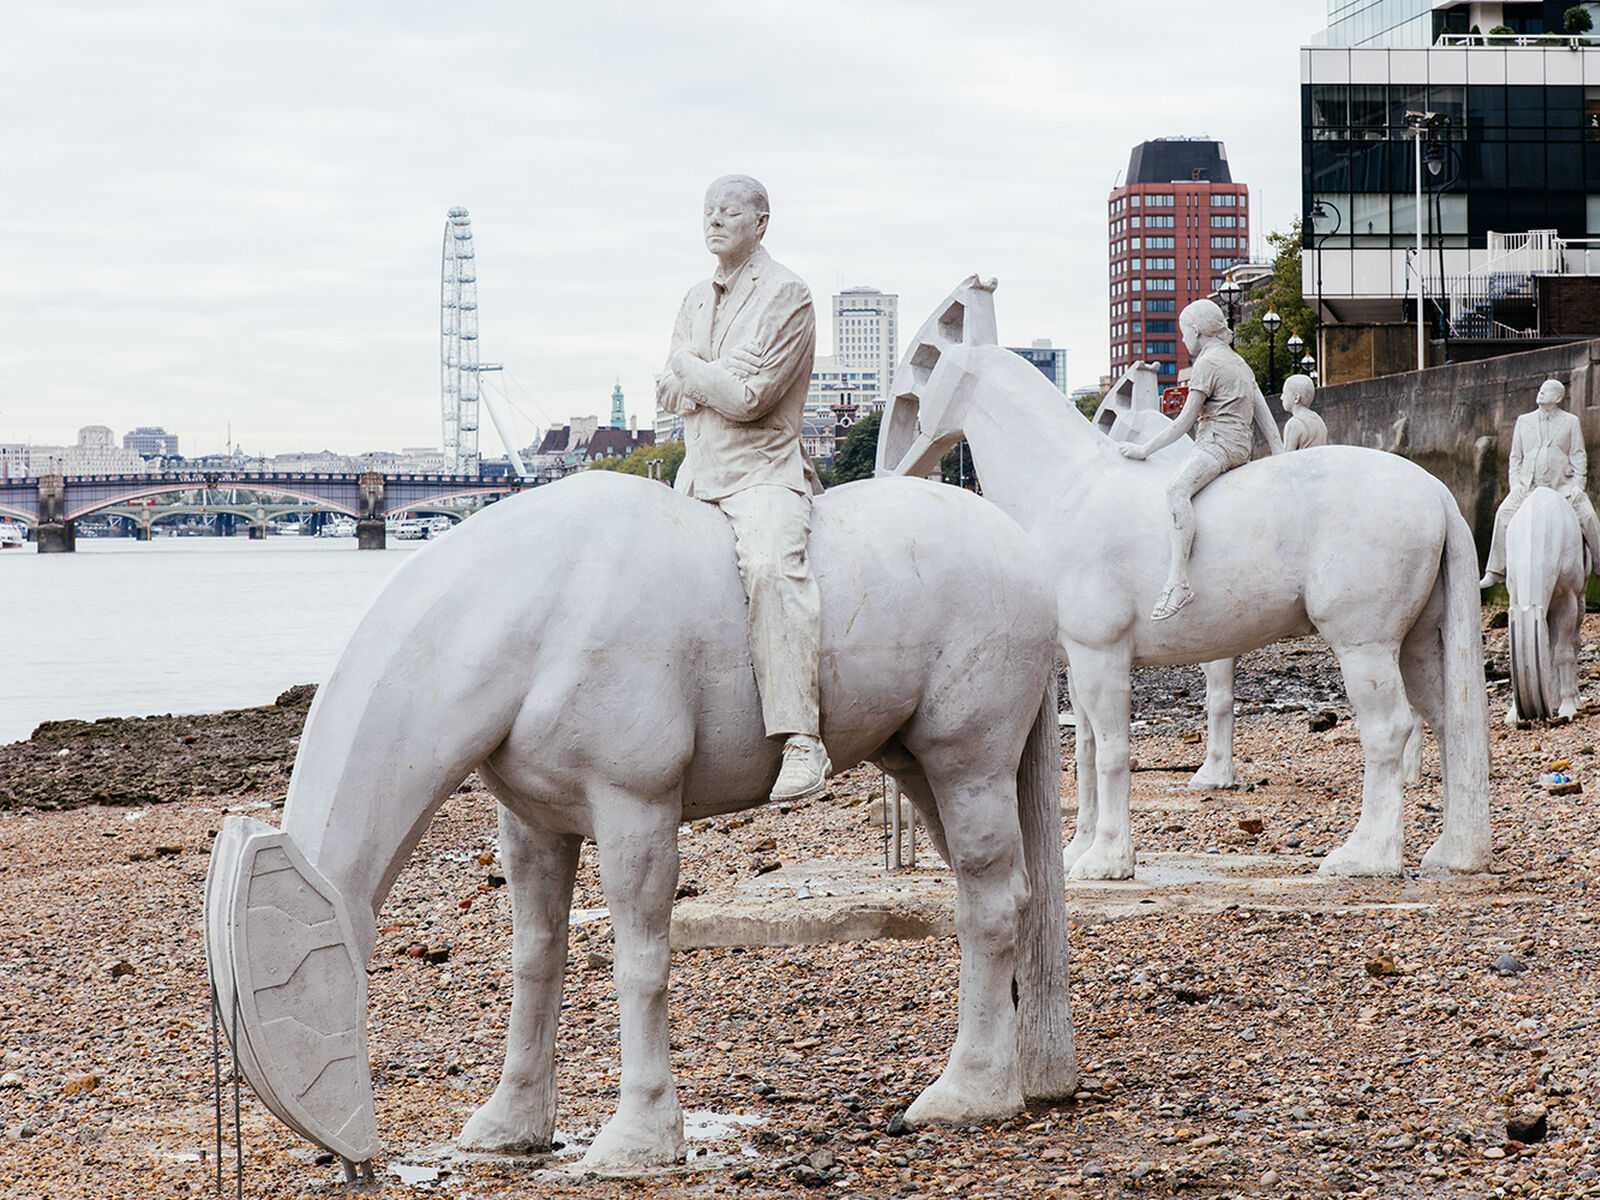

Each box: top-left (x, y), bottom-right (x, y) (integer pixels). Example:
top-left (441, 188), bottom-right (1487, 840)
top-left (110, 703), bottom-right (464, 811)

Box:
top-left (3, 0), bottom-right (1330, 459)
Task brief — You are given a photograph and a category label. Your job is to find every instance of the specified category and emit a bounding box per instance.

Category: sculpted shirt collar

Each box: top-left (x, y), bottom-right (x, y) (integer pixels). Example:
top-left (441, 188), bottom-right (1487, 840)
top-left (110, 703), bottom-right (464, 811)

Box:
top-left (712, 245), bottom-right (767, 296)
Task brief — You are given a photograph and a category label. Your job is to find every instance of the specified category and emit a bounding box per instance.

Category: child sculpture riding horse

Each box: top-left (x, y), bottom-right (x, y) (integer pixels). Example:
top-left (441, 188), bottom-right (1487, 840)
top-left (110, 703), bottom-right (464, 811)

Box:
top-left (1117, 299), bottom-right (1284, 619)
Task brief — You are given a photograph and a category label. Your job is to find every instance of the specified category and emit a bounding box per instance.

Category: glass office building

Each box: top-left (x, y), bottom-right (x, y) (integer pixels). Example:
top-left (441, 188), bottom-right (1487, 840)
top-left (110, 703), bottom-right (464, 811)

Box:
top-left (1300, 1), bottom-right (1600, 369)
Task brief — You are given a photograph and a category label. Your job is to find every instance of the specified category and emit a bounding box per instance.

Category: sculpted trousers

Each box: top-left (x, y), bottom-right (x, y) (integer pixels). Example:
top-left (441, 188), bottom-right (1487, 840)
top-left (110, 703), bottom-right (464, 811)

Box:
top-left (712, 484), bottom-right (821, 739)
top-left (1485, 486), bottom-right (1600, 576)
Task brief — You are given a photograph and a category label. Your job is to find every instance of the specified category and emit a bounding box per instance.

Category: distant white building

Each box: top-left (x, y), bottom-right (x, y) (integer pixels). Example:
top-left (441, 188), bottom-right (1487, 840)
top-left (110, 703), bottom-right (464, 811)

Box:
top-left (832, 286), bottom-right (898, 408)
top-left (12, 426), bottom-right (150, 476)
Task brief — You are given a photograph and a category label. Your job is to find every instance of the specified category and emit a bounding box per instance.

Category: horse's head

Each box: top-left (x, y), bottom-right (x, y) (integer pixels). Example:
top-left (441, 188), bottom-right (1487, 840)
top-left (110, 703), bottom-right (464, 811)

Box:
top-left (875, 276), bottom-right (999, 478)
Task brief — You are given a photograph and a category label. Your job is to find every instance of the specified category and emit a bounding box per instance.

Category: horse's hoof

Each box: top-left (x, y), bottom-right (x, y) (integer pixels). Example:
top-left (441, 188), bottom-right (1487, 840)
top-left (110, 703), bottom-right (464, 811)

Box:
top-left (905, 1071), bottom-right (1022, 1127)
top-left (1067, 847), bottom-right (1134, 881)
top-left (458, 1098), bottom-right (554, 1155)
top-left (1186, 766), bottom-right (1235, 791)
top-left (1317, 841), bottom-right (1402, 878)
top-left (1061, 835), bottom-right (1095, 869)
top-left (1419, 838), bottom-right (1492, 876)
top-left (580, 1110), bottom-right (686, 1175)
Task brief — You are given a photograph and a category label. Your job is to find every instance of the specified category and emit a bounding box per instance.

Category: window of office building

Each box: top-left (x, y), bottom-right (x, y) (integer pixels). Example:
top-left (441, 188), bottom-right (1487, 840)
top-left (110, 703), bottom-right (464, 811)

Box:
top-left (1146, 236), bottom-right (1174, 249)
top-left (1146, 215), bottom-right (1175, 229)
top-left (1146, 299), bottom-right (1173, 312)
top-left (1146, 194), bottom-right (1175, 207)
top-left (1147, 278), bottom-right (1176, 291)
top-left (1147, 341), bottom-right (1176, 355)
top-left (1210, 215), bottom-right (1237, 228)
top-left (1212, 194), bottom-right (1237, 207)
top-left (1147, 320), bottom-right (1175, 333)
top-left (1146, 257), bottom-right (1175, 270)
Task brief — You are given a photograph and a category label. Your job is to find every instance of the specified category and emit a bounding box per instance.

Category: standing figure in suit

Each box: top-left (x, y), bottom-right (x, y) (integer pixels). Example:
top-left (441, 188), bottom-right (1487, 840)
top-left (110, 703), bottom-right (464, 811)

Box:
top-left (656, 174), bottom-right (830, 801)
top-left (1480, 378), bottom-right (1600, 587)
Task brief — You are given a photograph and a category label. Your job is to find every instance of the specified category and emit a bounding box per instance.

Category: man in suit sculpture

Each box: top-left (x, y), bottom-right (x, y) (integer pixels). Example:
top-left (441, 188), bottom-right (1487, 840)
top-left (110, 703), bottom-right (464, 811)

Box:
top-left (1480, 377), bottom-right (1600, 587)
top-left (656, 174), bottom-right (829, 801)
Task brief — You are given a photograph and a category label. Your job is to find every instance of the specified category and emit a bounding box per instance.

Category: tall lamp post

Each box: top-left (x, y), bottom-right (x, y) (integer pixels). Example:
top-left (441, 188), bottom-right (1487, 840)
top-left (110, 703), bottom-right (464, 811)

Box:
top-left (1217, 278), bottom-right (1242, 330)
top-left (1286, 333), bottom-right (1304, 381)
top-left (1405, 110), bottom-right (1441, 371)
top-left (1262, 309), bottom-right (1282, 393)
top-left (1300, 352), bottom-right (1317, 379)
top-left (1310, 198), bottom-right (1341, 370)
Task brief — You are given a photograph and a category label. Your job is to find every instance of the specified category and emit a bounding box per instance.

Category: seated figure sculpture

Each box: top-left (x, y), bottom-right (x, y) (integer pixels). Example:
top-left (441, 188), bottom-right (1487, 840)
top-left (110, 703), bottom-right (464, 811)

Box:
top-left (1281, 373), bottom-right (1328, 451)
top-left (656, 173), bottom-right (828, 800)
top-left (1117, 299), bottom-right (1285, 619)
top-left (1480, 378), bottom-right (1600, 588)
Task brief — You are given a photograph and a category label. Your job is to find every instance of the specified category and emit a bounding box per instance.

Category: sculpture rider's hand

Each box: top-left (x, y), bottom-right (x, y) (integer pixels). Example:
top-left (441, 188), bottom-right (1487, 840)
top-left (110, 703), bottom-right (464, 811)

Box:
top-left (720, 341), bottom-right (764, 381)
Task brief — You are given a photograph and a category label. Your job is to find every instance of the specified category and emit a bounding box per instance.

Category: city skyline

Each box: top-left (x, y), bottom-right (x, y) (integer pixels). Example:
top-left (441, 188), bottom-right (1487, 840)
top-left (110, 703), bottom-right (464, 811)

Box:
top-left (5, 1), bottom-right (1328, 459)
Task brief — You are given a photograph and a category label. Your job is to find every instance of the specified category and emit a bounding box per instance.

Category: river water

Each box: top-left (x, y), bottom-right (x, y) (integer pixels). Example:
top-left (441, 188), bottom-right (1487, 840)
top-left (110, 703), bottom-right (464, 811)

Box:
top-left (0, 536), bottom-right (423, 745)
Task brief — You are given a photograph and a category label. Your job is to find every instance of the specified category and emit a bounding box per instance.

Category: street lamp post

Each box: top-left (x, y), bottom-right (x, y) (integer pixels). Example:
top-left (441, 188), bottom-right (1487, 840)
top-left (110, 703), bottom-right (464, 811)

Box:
top-left (1286, 333), bottom-right (1304, 381)
top-left (1310, 198), bottom-right (1341, 370)
top-left (1404, 110), bottom-right (1440, 372)
top-left (1262, 309), bottom-right (1282, 393)
top-left (1217, 278), bottom-right (1242, 330)
top-left (1300, 352), bottom-right (1317, 378)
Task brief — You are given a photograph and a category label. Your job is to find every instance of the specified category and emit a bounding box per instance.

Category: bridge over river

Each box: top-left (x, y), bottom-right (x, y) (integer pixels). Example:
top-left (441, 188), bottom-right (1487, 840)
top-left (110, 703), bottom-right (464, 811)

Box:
top-left (0, 469), bottom-right (532, 551)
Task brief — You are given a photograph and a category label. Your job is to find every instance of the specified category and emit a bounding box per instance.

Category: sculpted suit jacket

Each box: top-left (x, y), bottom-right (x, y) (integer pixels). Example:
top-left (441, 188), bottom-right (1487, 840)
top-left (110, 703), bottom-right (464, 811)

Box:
top-left (659, 245), bottom-right (822, 501)
top-left (1509, 407), bottom-right (1587, 498)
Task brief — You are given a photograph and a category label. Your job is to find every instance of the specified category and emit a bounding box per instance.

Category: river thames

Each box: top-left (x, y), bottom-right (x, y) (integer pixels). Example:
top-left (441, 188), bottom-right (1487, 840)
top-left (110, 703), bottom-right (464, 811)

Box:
top-left (0, 537), bottom-right (423, 744)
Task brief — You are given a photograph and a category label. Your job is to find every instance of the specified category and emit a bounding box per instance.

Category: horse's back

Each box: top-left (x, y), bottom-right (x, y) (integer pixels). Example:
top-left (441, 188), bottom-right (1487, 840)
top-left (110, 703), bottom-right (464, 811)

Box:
top-left (388, 472), bottom-right (1056, 814)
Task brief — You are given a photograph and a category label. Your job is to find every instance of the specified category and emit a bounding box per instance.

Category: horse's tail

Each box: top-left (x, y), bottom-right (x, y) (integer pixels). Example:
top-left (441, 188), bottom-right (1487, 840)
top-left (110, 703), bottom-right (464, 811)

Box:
top-left (1013, 679), bottom-right (1078, 1101)
top-left (204, 545), bottom-right (528, 1172)
top-left (1429, 487), bottom-right (1493, 872)
top-left (1507, 490), bottom-right (1562, 720)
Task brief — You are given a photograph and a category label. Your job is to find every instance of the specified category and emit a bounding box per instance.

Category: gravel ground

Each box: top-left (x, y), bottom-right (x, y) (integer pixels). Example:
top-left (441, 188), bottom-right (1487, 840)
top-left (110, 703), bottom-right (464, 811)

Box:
top-left (2, 615), bottom-right (1598, 1198)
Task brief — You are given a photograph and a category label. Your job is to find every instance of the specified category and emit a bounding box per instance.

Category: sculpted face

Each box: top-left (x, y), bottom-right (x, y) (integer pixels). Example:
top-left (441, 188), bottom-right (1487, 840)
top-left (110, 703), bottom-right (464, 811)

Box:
top-left (1537, 380), bottom-right (1565, 410)
top-left (703, 177), bottom-right (769, 266)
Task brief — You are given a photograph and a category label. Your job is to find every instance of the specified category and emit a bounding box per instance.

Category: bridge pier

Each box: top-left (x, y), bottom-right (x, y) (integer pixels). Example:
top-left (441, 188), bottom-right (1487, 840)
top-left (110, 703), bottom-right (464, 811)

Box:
top-left (36, 476), bottom-right (73, 554)
top-left (36, 522), bottom-right (75, 553)
top-left (358, 472), bottom-right (386, 551)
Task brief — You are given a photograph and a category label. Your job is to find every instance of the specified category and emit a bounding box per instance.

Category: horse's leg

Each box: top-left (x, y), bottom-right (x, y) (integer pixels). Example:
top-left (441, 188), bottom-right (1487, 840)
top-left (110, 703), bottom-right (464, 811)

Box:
top-left (889, 761), bottom-right (953, 866)
top-left (1553, 581), bottom-right (1583, 720)
top-left (903, 766), bottom-right (1028, 1126)
top-left (1064, 644), bottom-right (1135, 880)
top-left (1319, 643), bottom-right (1411, 876)
top-left (581, 787), bottom-right (685, 1172)
top-left (1188, 657), bottom-right (1236, 790)
top-left (459, 806), bottom-right (581, 1153)
top-left (1063, 670), bottom-right (1099, 868)
top-left (1402, 710), bottom-right (1425, 786)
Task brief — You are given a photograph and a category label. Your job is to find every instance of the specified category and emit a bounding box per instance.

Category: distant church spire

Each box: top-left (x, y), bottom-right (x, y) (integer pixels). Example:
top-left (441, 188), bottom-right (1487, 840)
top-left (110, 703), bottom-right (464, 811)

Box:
top-left (610, 380), bottom-right (626, 429)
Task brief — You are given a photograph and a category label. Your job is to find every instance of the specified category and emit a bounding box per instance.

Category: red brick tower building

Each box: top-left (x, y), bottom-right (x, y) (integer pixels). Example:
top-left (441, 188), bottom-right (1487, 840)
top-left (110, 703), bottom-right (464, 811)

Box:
top-left (1108, 138), bottom-right (1249, 384)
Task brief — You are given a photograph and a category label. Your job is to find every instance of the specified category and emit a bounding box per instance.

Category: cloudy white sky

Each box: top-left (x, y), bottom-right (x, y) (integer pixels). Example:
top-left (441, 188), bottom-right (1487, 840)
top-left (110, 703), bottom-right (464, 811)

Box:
top-left (4, 0), bottom-right (1330, 459)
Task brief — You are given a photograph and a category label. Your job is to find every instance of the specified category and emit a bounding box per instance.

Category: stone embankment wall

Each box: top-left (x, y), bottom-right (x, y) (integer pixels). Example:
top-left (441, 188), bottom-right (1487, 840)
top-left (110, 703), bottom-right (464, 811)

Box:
top-left (1312, 337), bottom-right (1600, 559)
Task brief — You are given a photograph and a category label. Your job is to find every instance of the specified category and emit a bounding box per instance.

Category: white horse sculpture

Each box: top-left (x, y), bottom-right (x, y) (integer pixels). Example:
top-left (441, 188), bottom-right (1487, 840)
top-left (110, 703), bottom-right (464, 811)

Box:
top-left (1090, 365), bottom-right (1423, 790)
top-left (205, 471), bottom-right (1076, 1177)
top-left (1506, 486), bottom-right (1586, 722)
top-left (876, 276), bottom-right (1491, 881)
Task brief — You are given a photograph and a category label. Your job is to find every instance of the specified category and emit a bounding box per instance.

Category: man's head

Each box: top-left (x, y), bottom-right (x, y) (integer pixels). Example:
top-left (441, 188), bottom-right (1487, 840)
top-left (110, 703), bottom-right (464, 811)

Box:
top-left (703, 175), bottom-right (770, 269)
top-left (1179, 299), bottom-right (1229, 355)
top-left (1537, 378), bottom-right (1566, 410)
top-left (1281, 373), bottom-right (1315, 414)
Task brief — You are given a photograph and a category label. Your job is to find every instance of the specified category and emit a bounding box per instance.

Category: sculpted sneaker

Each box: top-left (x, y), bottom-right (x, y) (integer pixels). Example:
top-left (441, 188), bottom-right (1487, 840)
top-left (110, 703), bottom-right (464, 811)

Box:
top-left (1479, 569), bottom-right (1504, 589)
top-left (771, 735), bottom-right (831, 802)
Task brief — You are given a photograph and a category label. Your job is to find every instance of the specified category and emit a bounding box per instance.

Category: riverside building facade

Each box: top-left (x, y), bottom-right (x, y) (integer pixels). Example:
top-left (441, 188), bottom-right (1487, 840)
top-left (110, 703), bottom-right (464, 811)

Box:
top-left (1302, 0), bottom-right (1600, 380)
